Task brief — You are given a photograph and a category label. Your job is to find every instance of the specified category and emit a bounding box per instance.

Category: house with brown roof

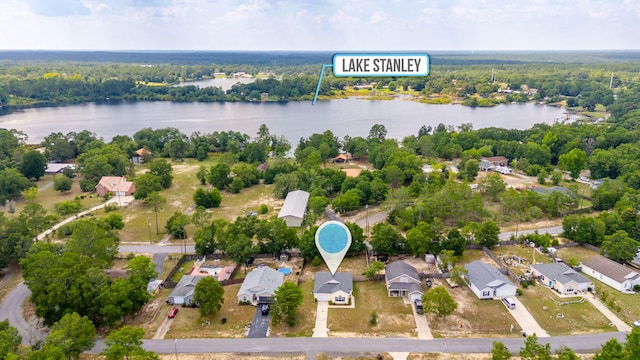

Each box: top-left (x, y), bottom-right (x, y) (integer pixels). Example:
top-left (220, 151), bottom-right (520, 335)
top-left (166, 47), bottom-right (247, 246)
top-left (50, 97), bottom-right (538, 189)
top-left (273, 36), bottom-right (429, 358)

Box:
top-left (581, 255), bottom-right (640, 293)
top-left (132, 148), bottom-right (151, 164)
top-left (332, 154), bottom-right (348, 163)
top-left (95, 176), bottom-right (136, 197)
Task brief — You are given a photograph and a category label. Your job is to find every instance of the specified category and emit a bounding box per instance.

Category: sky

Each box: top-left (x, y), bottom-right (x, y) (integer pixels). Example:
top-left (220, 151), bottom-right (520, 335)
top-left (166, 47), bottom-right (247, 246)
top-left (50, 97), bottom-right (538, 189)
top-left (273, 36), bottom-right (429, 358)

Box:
top-left (0, 0), bottom-right (639, 51)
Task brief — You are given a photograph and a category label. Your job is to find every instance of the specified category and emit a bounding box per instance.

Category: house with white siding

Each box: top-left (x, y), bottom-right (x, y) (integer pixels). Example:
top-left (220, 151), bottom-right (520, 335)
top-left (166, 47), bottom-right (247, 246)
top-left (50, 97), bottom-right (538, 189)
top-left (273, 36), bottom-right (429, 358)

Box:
top-left (464, 261), bottom-right (517, 299)
top-left (581, 255), bottom-right (640, 293)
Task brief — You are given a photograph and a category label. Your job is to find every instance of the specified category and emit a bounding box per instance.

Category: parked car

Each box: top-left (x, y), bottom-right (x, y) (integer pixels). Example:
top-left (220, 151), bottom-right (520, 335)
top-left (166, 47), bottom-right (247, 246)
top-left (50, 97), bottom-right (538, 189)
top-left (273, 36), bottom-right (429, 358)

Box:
top-left (579, 176), bottom-right (590, 182)
top-left (168, 307), bottom-right (179, 318)
top-left (248, 211), bottom-right (257, 216)
top-left (261, 303), bottom-right (270, 315)
top-left (414, 299), bottom-right (423, 315)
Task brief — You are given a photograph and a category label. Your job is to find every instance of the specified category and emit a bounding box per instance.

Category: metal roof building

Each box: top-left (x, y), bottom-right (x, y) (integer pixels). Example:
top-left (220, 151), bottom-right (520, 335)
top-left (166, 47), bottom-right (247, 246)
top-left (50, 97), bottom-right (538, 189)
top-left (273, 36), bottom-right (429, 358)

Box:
top-left (277, 190), bottom-right (309, 227)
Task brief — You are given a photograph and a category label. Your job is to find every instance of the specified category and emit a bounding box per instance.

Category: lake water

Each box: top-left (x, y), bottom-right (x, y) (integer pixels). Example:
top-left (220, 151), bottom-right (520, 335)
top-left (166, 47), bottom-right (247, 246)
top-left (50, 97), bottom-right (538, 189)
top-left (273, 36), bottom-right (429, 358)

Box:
top-left (173, 77), bottom-right (255, 90)
top-left (0, 100), bottom-right (572, 144)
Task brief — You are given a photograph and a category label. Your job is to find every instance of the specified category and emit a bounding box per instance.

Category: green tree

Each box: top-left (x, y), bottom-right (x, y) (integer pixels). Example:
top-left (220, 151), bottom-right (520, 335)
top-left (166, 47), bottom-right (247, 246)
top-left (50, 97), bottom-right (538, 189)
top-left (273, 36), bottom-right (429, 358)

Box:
top-left (519, 333), bottom-right (552, 360)
top-left (207, 163), bottom-right (231, 190)
top-left (422, 287), bottom-right (457, 316)
top-left (65, 219), bottom-right (119, 266)
top-left (594, 338), bottom-right (625, 360)
top-left (21, 150), bottom-right (47, 180)
top-left (491, 341), bottom-right (512, 360)
top-left (332, 190), bottom-right (361, 214)
top-left (46, 312), bottom-right (96, 359)
top-left (550, 170), bottom-right (563, 186)
top-left (0, 320), bottom-right (21, 359)
top-left (556, 346), bottom-right (580, 360)
top-left (370, 223), bottom-right (404, 256)
top-left (193, 277), bottom-right (225, 317)
top-left (625, 326), bottom-right (640, 360)
top-left (133, 173), bottom-right (163, 200)
top-left (193, 187), bottom-right (222, 208)
top-left (271, 282), bottom-right (304, 327)
top-left (363, 261), bottom-right (384, 279)
top-left (480, 172), bottom-right (506, 201)
top-left (0, 167), bottom-right (33, 202)
top-left (477, 220), bottom-right (500, 248)
top-left (273, 172), bottom-right (299, 199)
top-left (225, 234), bottom-right (255, 273)
top-left (196, 165), bottom-right (207, 185)
top-left (144, 191), bottom-right (166, 235)
top-left (53, 175), bottom-right (73, 193)
top-left (165, 212), bottom-right (190, 239)
top-left (460, 159), bottom-right (479, 182)
top-left (147, 158), bottom-right (173, 188)
top-left (558, 148), bottom-right (587, 179)
top-left (601, 230), bottom-right (640, 263)
top-left (101, 326), bottom-right (158, 360)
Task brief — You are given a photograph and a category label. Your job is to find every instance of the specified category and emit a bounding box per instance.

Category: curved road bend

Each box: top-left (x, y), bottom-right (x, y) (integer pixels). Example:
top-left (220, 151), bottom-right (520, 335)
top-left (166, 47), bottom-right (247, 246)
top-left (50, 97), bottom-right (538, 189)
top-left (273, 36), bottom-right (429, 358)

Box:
top-left (89, 332), bottom-right (629, 356)
top-left (0, 283), bottom-right (46, 346)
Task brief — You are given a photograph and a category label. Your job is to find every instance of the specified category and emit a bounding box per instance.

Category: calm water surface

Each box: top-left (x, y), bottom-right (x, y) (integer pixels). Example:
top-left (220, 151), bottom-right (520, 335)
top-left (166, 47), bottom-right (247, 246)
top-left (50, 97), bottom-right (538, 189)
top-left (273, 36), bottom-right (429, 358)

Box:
top-left (0, 100), bottom-right (572, 143)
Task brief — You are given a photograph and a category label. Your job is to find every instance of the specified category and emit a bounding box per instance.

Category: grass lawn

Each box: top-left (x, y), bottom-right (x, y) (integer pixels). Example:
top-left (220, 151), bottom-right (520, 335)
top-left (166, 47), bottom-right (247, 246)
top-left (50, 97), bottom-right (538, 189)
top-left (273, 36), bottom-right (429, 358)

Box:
top-left (6, 176), bottom-right (103, 217)
top-left (305, 255), bottom-right (368, 278)
top-left (164, 283), bottom-right (256, 339)
top-left (518, 283), bottom-right (612, 336)
top-left (270, 280), bottom-right (316, 337)
top-left (216, 184), bottom-right (280, 222)
top-left (492, 245), bottom-right (553, 277)
top-left (327, 281), bottom-right (415, 337)
top-left (161, 255), bottom-right (181, 279)
top-left (459, 249), bottom-right (488, 264)
top-left (595, 288), bottom-right (640, 325)
top-left (427, 286), bottom-right (519, 338)
top-left (172, 260), bottom-right (195, 282)
top-left (556, 246), bottom-right (598, 265)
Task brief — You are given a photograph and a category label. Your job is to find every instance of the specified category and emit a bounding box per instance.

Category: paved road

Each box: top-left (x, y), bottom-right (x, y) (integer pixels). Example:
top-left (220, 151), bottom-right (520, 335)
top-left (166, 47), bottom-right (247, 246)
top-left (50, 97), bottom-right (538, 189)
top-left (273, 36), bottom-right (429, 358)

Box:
top-left (499, 226), bottom-right (563, 241)
top-left (0, 283), bottom-right (45, 346)
top-left (152, 253), bottom-right (168, 279)
top-left (89, 332), bottom-right (630, 356)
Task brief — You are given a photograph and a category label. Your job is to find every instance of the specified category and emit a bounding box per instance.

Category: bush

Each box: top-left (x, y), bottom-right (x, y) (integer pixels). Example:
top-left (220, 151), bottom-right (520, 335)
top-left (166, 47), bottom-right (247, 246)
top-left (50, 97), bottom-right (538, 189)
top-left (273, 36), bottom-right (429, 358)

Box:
top-left (369, 311), bottom-right (378, 326)
top-left (311, 256), bottom-right (322, 267)
top-left (104, 203), bottom-right (119, 212)
top-left (516, 288), bottom-right (523, 296)
top-left (54, 200), bottom-right (82, 215)
top-left (259, 204), bottom-right (268, 214)
top-left (221, 317), bottom-right (227, 324)
top-left (193, 187), bottom-right (222, 208)
top-left (126, 253), bottom-right (135, 260)
top-left (634, 285), bottom-right (640, 293)
top-left (522, 282), bottom-right (529, 289)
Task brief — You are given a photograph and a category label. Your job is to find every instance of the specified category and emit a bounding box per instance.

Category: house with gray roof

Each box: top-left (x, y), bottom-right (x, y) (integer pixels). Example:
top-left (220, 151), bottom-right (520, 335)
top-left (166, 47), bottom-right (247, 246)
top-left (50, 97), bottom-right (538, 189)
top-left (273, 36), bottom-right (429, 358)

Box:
top-left (384, 261), bottom-right (423, 301)
top-left (167, 275), bottom-right (203, 306)
top-left (581, 255), bottom-right (640, 293)
top-left (464, 261), bottom-right (517, 299)
top-left (277, 190), bottom-right (310, 227)
top-left (312, 272), bottom-right (353, 305)
top-left (531, 262), bottom-right (593, 295)
top-left (237, 266), bottom-right (284, 305)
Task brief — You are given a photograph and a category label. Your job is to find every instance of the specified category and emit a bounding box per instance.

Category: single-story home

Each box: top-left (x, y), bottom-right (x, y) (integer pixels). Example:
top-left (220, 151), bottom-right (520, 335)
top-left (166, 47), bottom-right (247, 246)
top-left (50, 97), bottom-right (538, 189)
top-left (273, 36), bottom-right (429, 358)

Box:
top-left (131, 148), bottom-right (151, 164)
top-left (277, 190), bottom-right (310, 227)
top-left (464, 261), bottom-right (517, 299)
top-left (167, 275), bottom-right (203, 306)
top-left (44, 163), bottom-right (76, 175)
top-left (531, 262), bottom-right (593, 295)
top-left (312, 272), bottom-right (353, 304)
top-left (385, 261), bottom-right (423, 301)
top-left (331, 154), bottom-right (348, 163)
top-left (481, 156), bottom-right (509, 167)
top-left (237, 266), bottom-right (284, 305)
top-left (95, 176), bottom-right (136, 197)
top-left (581, 255), bottom-right (640, 293)
top-left (479, 159), bottom-right (495, 171)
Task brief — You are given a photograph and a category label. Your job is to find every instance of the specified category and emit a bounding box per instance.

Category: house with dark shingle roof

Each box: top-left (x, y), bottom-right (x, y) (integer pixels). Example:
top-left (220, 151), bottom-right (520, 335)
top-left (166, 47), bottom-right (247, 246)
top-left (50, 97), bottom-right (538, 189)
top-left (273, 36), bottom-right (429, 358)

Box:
top-left (581, 255), bottom-right (640, 293)
top-left (531, 262), bottom-right (593, 295)
top-left (464, 261), bottom-right (517, 299)
top-left (312, 272), bottom-right (353, 304)
top-left (384, 261), bottom-right (423, 301)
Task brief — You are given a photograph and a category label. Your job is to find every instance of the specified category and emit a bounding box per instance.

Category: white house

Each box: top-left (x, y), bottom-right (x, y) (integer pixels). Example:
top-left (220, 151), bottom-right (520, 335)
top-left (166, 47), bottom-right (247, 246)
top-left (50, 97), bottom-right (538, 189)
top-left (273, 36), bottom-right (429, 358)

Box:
top-left (464, 261), bottom-right (517, 299)
top-left (277, 190), bottom-right (310, 227)
top-left (581, 255), bottom-right (640, 293)
top-left (237, 266), bottom-right (284, 305)
top-left (384, 261), bottom-right (423, 301)
top-left (312, 272), bottom-right (353, 305)
top-left (531, 262), bottom-right (593, 295)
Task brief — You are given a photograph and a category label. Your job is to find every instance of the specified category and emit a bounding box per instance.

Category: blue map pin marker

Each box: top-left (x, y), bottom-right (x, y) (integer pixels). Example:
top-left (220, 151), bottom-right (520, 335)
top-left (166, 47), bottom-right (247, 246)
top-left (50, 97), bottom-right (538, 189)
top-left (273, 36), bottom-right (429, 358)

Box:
top-left (315, 221), bottom-right (352, 275)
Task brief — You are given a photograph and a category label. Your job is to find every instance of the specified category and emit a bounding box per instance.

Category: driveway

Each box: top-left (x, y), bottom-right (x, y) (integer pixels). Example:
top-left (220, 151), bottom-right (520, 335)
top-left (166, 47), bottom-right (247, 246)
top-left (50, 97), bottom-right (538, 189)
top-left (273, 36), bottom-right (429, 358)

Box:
top-left (584, 292), bottom-right (632, 332)
top-left (506, 297), bottom-right (549, 337)
top-left (312, 301), bottom-right (329, 337)
top-left (410, 300), bottom-right (433, 339)
top-left (153, 316), bottom-right (173, 339)
top-left (0, 283), bottom-right (45, 346)
top-left (247, 306), bottom-right (270, 338)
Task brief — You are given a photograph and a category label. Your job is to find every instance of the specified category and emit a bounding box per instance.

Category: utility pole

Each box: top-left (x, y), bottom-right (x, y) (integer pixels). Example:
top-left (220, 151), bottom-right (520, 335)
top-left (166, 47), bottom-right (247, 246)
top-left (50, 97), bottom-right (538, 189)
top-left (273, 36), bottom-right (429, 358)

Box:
top-left (147, 218), bottom-right (152, 244)
top-left (174, 339), bottom-right (178, 359)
